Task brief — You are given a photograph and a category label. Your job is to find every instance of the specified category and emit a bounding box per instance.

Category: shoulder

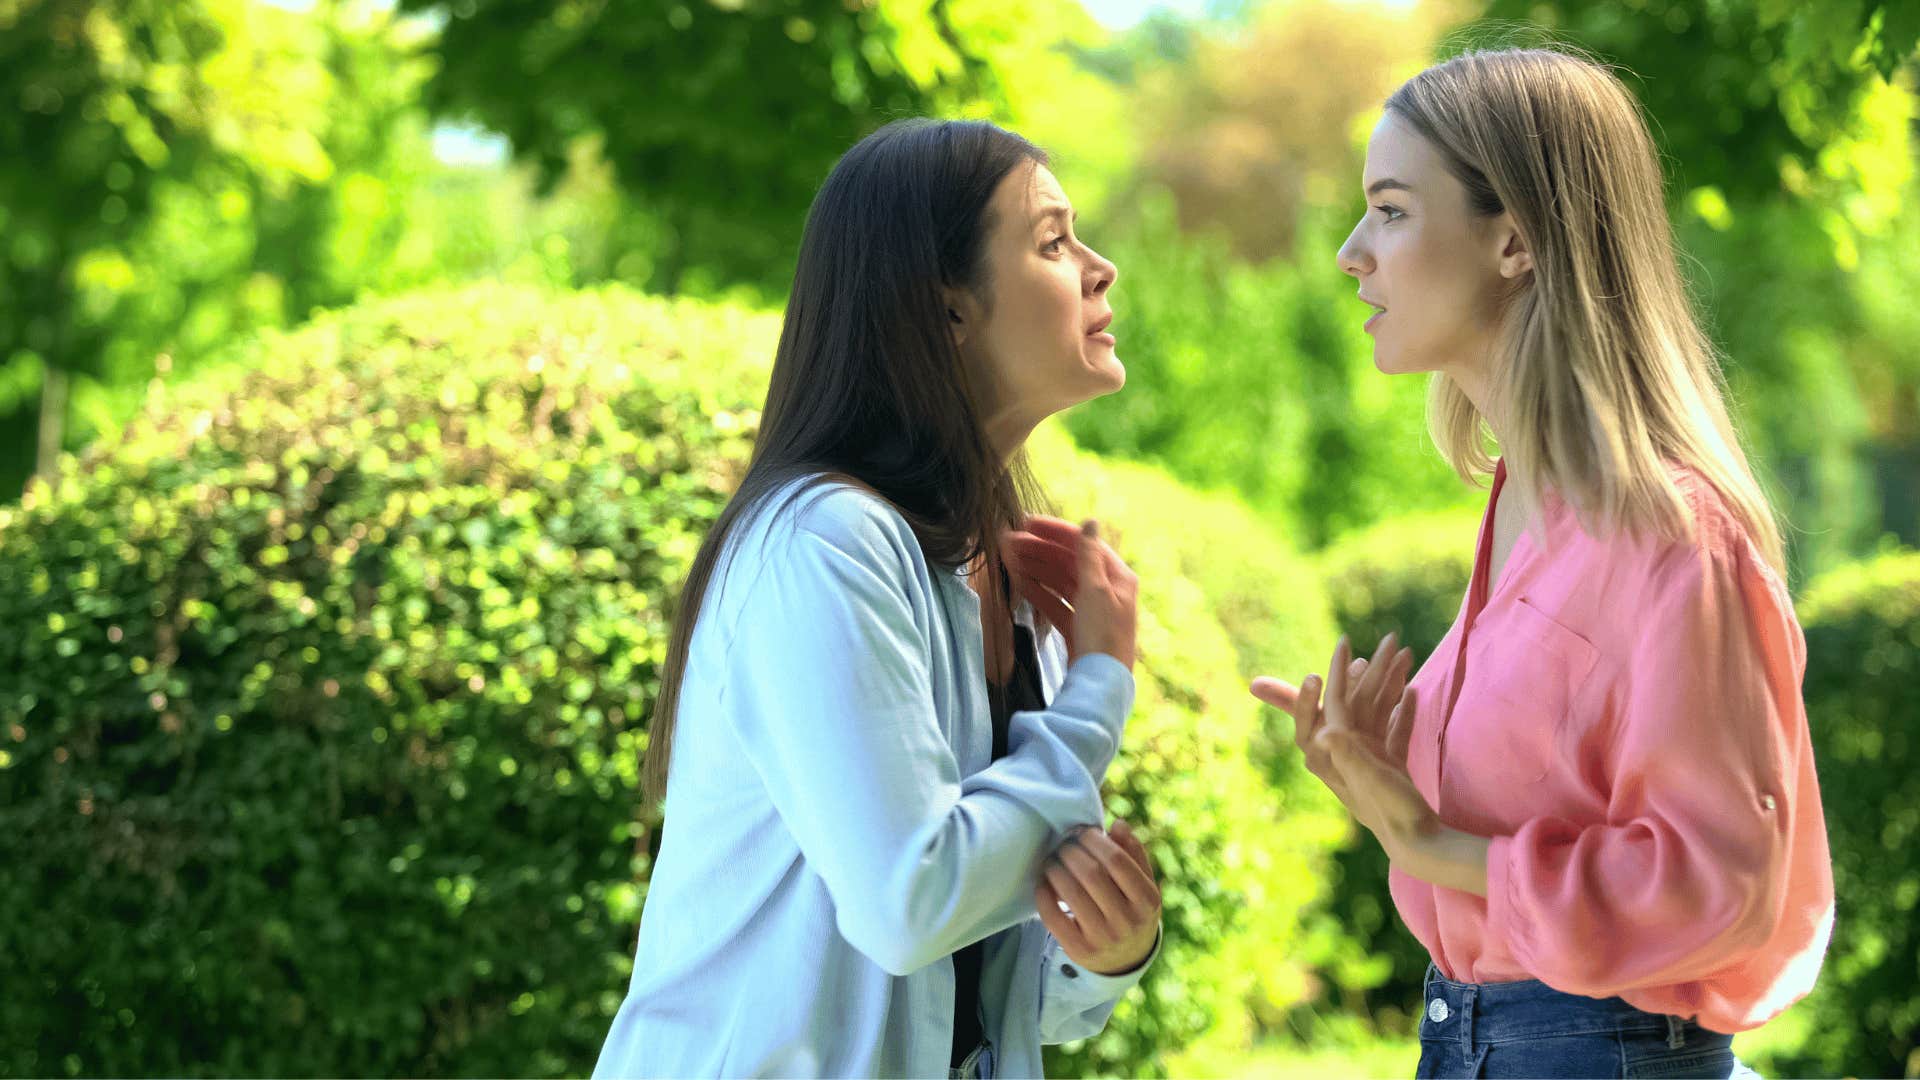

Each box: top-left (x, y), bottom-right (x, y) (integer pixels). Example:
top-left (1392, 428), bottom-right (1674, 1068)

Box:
top-left (1640, 463), bottom-right (1793, 629)
top-left (723, 473), bottom-right (933, 602)
top-left (764, 475), bottom-right (926, 573)
top-left (1666, 463), bottom-right (1751, 561)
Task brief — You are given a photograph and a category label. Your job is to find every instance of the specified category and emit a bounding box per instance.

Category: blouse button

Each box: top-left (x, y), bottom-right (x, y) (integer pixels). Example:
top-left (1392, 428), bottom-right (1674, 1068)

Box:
top-left (1061, 964), bottom-right (1079, 979)
top-left (1762, 794), bottom-right (1777, 812)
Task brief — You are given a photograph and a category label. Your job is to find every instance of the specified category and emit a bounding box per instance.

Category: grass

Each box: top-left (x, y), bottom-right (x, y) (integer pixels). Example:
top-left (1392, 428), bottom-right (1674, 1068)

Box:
top-left (1168, 1035), bottom-right (1421, 1078)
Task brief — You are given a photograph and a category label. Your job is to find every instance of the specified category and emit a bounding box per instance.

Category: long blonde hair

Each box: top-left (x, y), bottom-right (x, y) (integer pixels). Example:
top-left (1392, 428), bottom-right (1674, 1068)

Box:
top-left (1388, 47), bottom-right (1786, 574)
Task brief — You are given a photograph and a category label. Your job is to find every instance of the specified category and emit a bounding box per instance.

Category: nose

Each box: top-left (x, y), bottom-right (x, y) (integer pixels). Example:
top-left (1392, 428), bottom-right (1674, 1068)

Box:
top-left (1086, 245), bottom-right (1117, 296)
top-left (1337, 221), bottom-right (1371, 279)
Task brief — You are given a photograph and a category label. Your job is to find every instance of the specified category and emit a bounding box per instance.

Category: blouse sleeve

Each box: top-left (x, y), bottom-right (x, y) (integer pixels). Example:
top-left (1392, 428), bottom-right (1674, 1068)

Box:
top-left (1484, 536), bottom-right (1806, 995)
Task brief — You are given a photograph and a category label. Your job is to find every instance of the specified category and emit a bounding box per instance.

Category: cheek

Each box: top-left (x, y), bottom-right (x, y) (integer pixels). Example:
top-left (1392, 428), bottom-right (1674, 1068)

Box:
top-left (1388, 228), bottom-right (1486, 351)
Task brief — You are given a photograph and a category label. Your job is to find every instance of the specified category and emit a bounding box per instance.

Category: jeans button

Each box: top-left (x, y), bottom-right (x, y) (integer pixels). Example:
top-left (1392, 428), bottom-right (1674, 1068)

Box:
top-left (1428, 997), bottom-right (1451, 1023)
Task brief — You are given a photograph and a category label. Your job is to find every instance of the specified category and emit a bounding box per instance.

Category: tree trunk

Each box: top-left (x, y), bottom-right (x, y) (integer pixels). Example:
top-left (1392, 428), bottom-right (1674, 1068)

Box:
top-left (35, 363), bottom-right (67, 480)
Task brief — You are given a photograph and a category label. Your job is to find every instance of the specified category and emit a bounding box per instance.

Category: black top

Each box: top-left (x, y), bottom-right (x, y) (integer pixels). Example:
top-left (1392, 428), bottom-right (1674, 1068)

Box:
top-left (951, 619), bottom-right (1048, 1066)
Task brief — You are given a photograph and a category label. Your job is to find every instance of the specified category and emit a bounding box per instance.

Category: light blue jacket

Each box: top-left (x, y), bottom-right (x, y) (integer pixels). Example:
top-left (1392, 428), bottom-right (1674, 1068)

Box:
top-left (592, 477), bottom-right (1154, 1078)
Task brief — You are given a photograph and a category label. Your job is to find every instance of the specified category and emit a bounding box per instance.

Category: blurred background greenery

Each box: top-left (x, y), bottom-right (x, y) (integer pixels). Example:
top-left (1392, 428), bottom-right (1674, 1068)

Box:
top-left (1, 0), bottom-right (1917, 1075)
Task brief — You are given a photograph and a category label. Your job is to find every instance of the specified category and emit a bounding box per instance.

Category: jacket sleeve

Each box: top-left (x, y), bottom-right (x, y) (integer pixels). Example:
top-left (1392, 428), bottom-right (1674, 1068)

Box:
top-left (718, 494), bottom-right (1136, 977)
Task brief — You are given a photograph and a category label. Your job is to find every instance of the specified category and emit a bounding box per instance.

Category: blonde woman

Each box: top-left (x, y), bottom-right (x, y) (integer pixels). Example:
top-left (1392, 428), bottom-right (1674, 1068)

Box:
top-left (1253, 49), bottom-right (1834, 1078)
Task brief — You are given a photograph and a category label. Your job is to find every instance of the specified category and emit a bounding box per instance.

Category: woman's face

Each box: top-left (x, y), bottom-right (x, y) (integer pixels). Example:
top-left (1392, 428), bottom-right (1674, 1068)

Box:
top-left (1336, 113), bottom-right (1528, 403)
top-left (955, 162), bottom-right (1122, 449)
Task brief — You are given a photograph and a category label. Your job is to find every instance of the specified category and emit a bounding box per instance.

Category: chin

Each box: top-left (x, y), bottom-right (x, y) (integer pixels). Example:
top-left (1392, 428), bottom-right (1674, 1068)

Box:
top-left (1051, 359), bottom-right (1125, 415)
top-left (1371, 344), bottom-right (1430, 377)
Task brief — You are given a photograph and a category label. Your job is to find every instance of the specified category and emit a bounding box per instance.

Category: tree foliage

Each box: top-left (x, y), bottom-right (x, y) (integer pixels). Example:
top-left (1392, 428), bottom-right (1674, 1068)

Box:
top-left (395, 0), bottom-right (988, 296)
top-left (1470, 0), bottom-right (1919, 201)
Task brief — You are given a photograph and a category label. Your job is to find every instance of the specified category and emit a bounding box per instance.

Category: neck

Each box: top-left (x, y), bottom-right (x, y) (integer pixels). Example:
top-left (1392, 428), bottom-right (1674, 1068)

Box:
top-left (981, 406), bottom-right (1038, 468)
top-left (1446, 353), bottom-right (1508, 450)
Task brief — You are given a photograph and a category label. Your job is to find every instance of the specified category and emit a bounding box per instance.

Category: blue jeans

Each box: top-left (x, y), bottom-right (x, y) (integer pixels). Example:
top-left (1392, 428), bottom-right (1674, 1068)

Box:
top-left (1416, 965), bottom-right (1751, 1078)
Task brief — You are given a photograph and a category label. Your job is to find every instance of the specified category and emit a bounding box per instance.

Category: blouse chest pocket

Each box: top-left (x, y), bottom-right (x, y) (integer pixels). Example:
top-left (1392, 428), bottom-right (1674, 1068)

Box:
top-left (1444, 597), bottom-right (1599, 787)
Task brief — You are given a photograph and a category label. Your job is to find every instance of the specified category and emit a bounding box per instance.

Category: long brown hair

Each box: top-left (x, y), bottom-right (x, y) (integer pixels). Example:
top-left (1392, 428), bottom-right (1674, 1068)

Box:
top-left (642, 119), bottom-right (1048, 803)
top-left (1389, 47), bottom-right (1786, 573)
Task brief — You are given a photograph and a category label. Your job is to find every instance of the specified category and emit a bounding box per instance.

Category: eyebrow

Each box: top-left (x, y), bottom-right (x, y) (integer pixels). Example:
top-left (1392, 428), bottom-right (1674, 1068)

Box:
top-left (1032, 204), bottom-right (1078, 227)
top-left (1366, 178), bottom-right (1413, 197)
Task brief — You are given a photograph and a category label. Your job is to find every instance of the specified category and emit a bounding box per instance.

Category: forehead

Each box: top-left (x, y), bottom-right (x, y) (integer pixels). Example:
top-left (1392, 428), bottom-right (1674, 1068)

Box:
top-left (1363, 112), bottom-right (1443, 184)
top-left (989, 160), bottom-right (1066, 224)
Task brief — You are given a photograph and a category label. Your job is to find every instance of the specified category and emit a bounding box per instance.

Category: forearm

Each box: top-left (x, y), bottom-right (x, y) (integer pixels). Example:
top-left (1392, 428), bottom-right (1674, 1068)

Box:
top-left (1400, 826), bottom-right (1490, 897)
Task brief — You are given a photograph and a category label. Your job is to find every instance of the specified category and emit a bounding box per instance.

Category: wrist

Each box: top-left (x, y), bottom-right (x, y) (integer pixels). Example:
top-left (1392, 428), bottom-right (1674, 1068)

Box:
top-left (1085, 924), bottom-right (1161, 976)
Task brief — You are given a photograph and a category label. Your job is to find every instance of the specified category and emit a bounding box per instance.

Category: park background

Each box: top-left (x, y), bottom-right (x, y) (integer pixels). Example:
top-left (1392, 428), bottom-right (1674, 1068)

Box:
top-left (2, 0), bottom-right (1918, 1075)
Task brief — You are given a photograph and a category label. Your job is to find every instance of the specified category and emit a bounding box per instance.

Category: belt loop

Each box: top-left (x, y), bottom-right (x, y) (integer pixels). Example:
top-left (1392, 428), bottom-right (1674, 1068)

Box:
top-left (1665, 1015), bottom-right (1685, 1050)
top-left (1462, 985), bottom-right (1479, 1050)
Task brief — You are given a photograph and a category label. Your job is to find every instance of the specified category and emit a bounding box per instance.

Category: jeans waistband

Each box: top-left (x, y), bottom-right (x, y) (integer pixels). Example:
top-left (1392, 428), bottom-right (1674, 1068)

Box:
top-left (1420, 964), bottom-right (1703, 1048)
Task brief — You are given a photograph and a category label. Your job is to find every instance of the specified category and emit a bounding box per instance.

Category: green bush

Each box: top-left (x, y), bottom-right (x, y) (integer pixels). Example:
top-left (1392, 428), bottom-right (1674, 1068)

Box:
top-left (0, 282), bottom-right (1342, 1077)
top-left (1295, 506), bottom-right (1480, 1033)
top-left (1031, 429), bottom-right (1349, 1065)
top-left (1755, 549), bottom-right (1920, 1079)
top-left (0, 283), bottom-right (768, 1076)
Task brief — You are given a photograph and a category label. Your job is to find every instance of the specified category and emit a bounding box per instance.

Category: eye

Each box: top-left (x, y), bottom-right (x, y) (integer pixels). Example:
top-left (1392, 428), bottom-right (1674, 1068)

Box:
top-left (1043, 235), bottom-right (1066, 254)
top-left (1374, 204), bottom-right (1405, 222)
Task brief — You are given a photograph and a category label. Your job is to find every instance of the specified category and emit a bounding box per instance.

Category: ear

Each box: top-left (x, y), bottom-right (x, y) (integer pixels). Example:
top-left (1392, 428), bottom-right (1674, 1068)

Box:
top-left (942, 285), bottom-right (984, 349)
top-left (1493, 212), bottom-right (1533, 280)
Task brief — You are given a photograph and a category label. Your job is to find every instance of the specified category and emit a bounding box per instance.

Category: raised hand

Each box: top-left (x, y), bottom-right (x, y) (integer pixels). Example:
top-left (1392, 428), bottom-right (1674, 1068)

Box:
top-left (1254, 633), bottom-right (1487, 897)
top-left (1250, 631), bottom-right (1415, 804)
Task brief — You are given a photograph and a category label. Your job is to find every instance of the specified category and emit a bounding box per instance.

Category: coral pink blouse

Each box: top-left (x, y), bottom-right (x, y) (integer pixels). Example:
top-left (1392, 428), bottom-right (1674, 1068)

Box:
top-left (1390, 460), bottom-right (1834, 1033)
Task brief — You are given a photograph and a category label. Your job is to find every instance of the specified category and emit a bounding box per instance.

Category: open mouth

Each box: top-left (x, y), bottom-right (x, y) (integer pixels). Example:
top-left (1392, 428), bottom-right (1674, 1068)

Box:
top-left (1360, 295), bottom-right (1387, 334)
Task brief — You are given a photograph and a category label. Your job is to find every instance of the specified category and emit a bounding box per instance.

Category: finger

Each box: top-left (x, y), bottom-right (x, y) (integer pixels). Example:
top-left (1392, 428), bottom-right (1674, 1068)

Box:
top-left (1035, 880), bottom-right (1088, 954)
top-left (1352, 631), bottom-right (1399, 726)
top-left (1006, 532), bottom-right (1079, 589)
top-left (1348, 658), bottom-right (1369, 683)
top-left (1249, 676), bottom-right (1300, 712)
top-left (1006, 525), bottom-right (1078, 557)
top-left (1045, 857), bottom-right (1114, 945)
top-left (1008, 559), bottom-right (1073, 615)
top-left (1057, 840), bottom-right (1134, 929)
top-left (1078, 520), bottom-right (1111, 592)
top-left (1108, 818), bottom-right (1154, 878)
top-left (1387, 683), bottom-right (1417, 765)
top-left (1294, 674), bottom-right (1324, 749)
top-left (1107, 823), bottom-right (1163, 918)
top-left (1081, 524), bottom-right (1135, 595)
top-left (1081, 825), bottom-right (1159, 913)
top-left (1325, 636), bottom-right (1352, 721)
top-left (1022, 514), bottom-right (1085, 549)
top-left (1019, 580), bottom-right (1076, 653)
top-left (1005, 555), bottom-right (1076, 602)
top-left (1369, 643), bottom-right (1414, 725)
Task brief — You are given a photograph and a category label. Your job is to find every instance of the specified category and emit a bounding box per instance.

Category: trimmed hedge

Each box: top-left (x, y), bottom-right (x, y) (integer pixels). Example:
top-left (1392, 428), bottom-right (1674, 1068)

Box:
top-left (0, 283), bottom-right (1341, 1076)
top-left (1765, 549), bottom-right (1920, 1079)
top-left (0, 284), bottom-right (768, 1076)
